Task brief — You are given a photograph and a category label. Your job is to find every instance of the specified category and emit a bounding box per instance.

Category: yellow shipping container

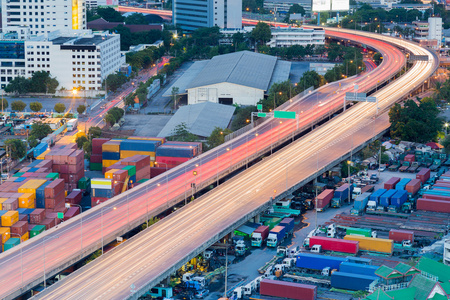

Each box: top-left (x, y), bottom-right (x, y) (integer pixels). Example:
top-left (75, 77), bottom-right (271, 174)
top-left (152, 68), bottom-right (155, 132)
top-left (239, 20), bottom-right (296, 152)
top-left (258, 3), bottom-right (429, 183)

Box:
top-left (103, 160), bottom-right (119, 168)
top-left (119, 150), bottom-right (156, 159)
top-left (344, 235), bottom-right (393, 254)
top-left (0, 198), bottom-right (8, 210)
top-left (19, 193), bottom-right (36, 209)
top-left (105, 169), bottom-right (120, 179)
top-left (1, 211), bottom-right (19, 227)
top-left (38, 149), bottom-right (51, 160)
top-left (102, 140), bottom-right (121, 152)
top-left (65, 190), bottom-right (68, 197)
top-left (129, 137), bottom-right (165, 144)
top-left (27, 201), bottom-right (36, 209)
top-left (21, 232), bottom-right (29, 243)
top-left (18, 179), bottom-right (47, 193)
top-left (0, 227), bottom-right (10, 244)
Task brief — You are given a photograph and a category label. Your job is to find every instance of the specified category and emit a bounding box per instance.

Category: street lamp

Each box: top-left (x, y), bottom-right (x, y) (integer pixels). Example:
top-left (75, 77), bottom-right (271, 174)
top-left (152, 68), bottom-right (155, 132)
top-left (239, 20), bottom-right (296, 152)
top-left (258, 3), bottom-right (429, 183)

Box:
top-left (445, 123), bottom-right (449, 136)
top-left (6, 233), bottom-right (22, 284)
top-left (101, 206), bottom-right (117, 255)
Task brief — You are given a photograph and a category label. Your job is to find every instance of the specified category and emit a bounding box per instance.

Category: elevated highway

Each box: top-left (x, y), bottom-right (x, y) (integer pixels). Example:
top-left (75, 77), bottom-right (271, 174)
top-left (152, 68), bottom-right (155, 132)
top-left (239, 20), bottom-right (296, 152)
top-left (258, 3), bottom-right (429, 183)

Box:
top-left (31, 30), bottom-right (438, 299)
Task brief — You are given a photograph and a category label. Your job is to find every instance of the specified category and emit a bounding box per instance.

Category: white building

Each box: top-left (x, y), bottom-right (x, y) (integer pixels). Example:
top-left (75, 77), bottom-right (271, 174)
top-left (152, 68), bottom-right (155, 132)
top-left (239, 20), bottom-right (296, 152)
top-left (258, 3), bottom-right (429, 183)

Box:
top-left (1, 0), bottom-right (86, 36)
top-left (428, 17), bottom-right (443, 48)
top-left (267, 27), bottom-right (325, 47)
top-left (264, 0), bottom-right (312, 13)
top-left (85, 0), bottom-right (118, 9)
top-left (173, 0), bottom-right (242, 32)
top-left (444, 239), bottom-right (450, 266)
top-left (0, 29), bottom-right (124, 93)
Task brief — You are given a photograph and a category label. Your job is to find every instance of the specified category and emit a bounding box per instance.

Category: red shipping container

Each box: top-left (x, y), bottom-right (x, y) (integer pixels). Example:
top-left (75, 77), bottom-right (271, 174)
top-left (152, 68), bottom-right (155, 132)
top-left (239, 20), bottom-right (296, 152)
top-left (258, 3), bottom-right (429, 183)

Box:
top-left (309, 236), bottom-right (359, 254)
top-left (136, 166), bottom-right (150, 181)
top-left (90, 154), bottom-right (102, 164)
top-left (11, 221), bottom-right (28, 236)
top-left (91, 197), bottom-right (108, 207)
top-left (40, 218), bottom-right (56, 230)
top-left (405, 179), bottom-right (421, 195)
top-left (105, 164), bottom-right (125, 173)
top-left (68, 150), bottom-right (84, 165)
top-left (19, 214), bottom-right (28, 222)
top-left (68, 161), bottom-right (84, 174)
top-left (65, 190), bottom-right (82, 205)
top-left (113, 182), bottom-right (121, 195)
top-left (121, 155), bottom-right (150, 171)
top-left (2, 198), bottom-right (19, 211)
top-left (260, 279), bottom-right (317, 300)
top-left (66, 143), bottom-right (78, 150)
top-left (92, 138), bottom-right (111, 155)
top-left (404, 154), bottom-right (415, 162)
top-left (416, 168), bottom-right (430, 184)
top-left (20, 167), bottom-right (31, 172)
top-left (112, 169), bottom-right (128, 182)
top-left (51, 202), bottom-right (68, 214)
top-left (434, 181), bottom-right (450, 186)
top-left (150, 167), bottom-right (167, 178)
top-left (52, 164), bottom-right (60, 173)
top-left (389, 229), bottom-right (414, 242)
top-left (63, 206), bottom-right (80, 221)
top-left (45, 190), bottom-right (65, 209)
top-left (417, 198), bottom-right (450, 213)
top-left (384, 177), bottom-right (401, 189)
top-left (156, 156), bottom-right (191, 166)
top-left (45, 179), bottom-right (65, 198)
top-left (316, 189), bottom-right (334, 210)
top-left (60, 164), bottom-right (69, 174)
top-left (30, 209), bottom-right (46, 224)
top-left (38, 160), bottom-right (53, 169)
top-left (28, 224), bottom-right (36, 231)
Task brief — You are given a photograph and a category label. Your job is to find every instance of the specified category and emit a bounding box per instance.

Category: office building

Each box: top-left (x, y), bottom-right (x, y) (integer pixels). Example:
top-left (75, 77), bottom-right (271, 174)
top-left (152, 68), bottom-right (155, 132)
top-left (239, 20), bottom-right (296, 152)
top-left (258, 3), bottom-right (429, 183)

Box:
top-left (0, 29), bottom-right (125, 93)
top-left (267, 27), bottom-right (325, 47)
top-left (428, 17), bottom-right (443, 48)
top-left (1, 0), bottom-right (86, 36)
top-left (173, 0), bottom-right (242, 32)
top-left (264, 0), bottom-right (312, 13)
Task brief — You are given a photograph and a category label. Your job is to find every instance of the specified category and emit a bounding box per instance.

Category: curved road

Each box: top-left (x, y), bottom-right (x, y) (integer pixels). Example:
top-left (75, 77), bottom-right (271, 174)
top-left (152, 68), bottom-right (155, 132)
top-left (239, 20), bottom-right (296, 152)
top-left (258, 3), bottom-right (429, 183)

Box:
top-left (28, 31), bottom-right (437, 299)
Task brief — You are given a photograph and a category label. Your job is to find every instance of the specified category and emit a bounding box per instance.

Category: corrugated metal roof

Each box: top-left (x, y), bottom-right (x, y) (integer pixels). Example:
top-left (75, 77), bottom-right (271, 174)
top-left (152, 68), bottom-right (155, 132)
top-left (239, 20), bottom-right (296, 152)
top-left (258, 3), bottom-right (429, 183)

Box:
top-left (415, 257), bottom-right (450, 282)
top-left (268, 60), bottom-right (292, 90)
top-left (157, 102), bottom-right (235, 138)
top-left (186, 51), bottom-right (277, 91)
top-left (162, 61), bottom-right (209, 97)
top-left (408, 274), bottom-right (437, 300)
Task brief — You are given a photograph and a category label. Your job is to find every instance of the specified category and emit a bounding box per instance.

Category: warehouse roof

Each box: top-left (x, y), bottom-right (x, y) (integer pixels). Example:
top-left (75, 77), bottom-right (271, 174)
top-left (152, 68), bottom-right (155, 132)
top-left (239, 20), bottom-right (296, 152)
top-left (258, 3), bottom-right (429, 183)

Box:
top-left (394, 263), bottom-right (419, 276)
top-left (415, 257), bottom-right (450, 282)
top-left (162, 61), bottom-right (209, 97)
top-left (408, 274), bottom-right (440, 300)
top-left (365, 289), bottom-right (393, 300)
top-left (157, 102), bottom-right (235, 138)
top-left (375, 265), bottom-right (403, 279)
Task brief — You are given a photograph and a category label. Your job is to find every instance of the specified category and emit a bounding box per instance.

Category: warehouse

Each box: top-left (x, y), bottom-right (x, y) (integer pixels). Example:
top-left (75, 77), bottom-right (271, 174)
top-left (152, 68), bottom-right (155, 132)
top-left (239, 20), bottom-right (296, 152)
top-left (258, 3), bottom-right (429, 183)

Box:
top-left (164, 51), bottom-right (291, 106)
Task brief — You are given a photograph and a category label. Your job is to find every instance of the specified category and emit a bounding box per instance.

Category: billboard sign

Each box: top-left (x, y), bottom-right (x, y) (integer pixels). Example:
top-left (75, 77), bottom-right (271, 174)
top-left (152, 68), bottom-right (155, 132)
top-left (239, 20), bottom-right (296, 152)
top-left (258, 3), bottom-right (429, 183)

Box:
top-left (331, 0), bottom-right (350, 11)
top-left (313, 0), bottom-right (331, 12)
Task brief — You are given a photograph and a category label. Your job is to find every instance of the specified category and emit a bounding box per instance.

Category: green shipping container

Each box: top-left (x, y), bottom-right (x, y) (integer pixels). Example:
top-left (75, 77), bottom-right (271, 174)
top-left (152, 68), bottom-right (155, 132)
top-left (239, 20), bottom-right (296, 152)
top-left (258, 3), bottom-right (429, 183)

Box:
top-left (137, 179), bottom-right (149, 184)
top-left (90, 162), bottom-right (102, 171)
top-left (30, 225), bottom-right (46, 237)
top-left (12, 172), bottom-right (24, 177)
top-left (45, 173), bottom-right (59, 180)
top-left (3, 238), bottom-right (20, 251)
top-left (78, 177), bottom-right (91, 190)
top-left (346, 227), bottom-right (372, 237)
top-left (264, 217), bottom-right (282, 230)
top-left (123, 165), bottom-right (136, 177)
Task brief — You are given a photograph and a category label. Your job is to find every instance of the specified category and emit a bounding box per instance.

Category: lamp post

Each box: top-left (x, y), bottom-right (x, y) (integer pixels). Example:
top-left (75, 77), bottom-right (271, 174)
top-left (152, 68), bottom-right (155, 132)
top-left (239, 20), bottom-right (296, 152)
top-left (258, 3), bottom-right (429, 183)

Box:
top-left (445, 123), bottom-right (449, 136)
top-left (101, 206), bottom-right (117, 255)
top-left (43, 235), bottom-right (59, 289)
top-left (6, 233), bottom-right (22, 284)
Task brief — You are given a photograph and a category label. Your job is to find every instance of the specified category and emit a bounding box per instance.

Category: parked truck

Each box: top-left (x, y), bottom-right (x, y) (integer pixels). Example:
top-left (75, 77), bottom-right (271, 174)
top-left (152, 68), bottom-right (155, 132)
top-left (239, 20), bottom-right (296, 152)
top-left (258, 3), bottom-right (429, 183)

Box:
top-left (260, 279), bottom-right (317, 300)
top-left (339, 262), bottom-right (379, 277)
top-left (279, 218), bottom-right (295, 236)
top-left (331, 184), bottom-right (352, 208)
top-left (315, 189), bottom-right (334, 212)
top-left (344, 235), bottom-right (393, 255)
top-left (251, 225), bottom-right (270, 247)
top-left (399, 161), bottom-right (410, 172)
top-left (352, 185), bottom-right (374, 198)
top-left (296, 252), bottom-right (346, 275)
top-left (266, 226), bottom-right (286, 247)
top-left (388, 190), bottom-right (408, 213)
top-left (367, 189), bottom-right (386, 212)
top-left (331, 272), bottom-right (378, 291)
top-left (309, 236), bottom-right (359, 254)
top-left (416, 168), bottom-right (431, 184)
top-left (405, 179), bottom-right (421, 198)
top-left (346, 227), bottom-right (377, 238)
top-left (376, 189), bottom-right (397, 212)
top-left (350, 192), bottom-right (371, 216)
top-left (384, 177), bottom-right (401, 190)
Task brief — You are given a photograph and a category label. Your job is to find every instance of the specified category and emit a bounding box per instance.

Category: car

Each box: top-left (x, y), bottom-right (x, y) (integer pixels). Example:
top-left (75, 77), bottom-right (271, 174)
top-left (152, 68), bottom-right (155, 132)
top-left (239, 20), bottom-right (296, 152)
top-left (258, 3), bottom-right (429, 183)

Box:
top-left (378, 165), bottom-right (386, 172)
top-left (194, 289), bottom-right (209, 299)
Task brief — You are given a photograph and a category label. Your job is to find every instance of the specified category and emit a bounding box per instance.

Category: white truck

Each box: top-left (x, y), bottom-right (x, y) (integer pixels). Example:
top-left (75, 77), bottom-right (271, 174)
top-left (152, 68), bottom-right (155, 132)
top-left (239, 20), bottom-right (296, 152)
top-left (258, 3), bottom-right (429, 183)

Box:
top-left (66, 118), bottom-right (78, 131)
top-left (366, 200), bottom-right (377, 211)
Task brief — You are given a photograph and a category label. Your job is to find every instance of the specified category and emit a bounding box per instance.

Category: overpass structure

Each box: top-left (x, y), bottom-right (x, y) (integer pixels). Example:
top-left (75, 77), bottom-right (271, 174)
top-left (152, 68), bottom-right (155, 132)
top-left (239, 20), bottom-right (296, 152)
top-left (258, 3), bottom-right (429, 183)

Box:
top-left (0, 29), bottom-right (437, 299)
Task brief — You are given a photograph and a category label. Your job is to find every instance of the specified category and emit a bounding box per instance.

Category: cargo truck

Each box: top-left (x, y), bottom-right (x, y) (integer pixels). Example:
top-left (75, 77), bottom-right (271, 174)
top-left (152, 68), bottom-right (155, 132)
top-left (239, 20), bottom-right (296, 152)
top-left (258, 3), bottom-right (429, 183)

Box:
top-left (344, 235), bottom-right (393, 255)
top-left (266, 226), bottom-right (286, 247)
top-left (367, 189), bottom-right (386, 211)
top-left (260, 279), bottom-right (317, 300)
top-left (331, 184), bottom-right (352, 208)
top-left (346, 227), bottom-right (377, 238)
top-left (296, 252), bottom-right (346, 275)
top-left (339, 262), bottom-right (379, 277)
top-left (407, 162), bottom-right (420, 173)
top-left (416, 168), bottom-right (430, 184)
top-left (352, 185), bottom-right (374, 198)
top-left (389, 229), bottom-right (414, 243)
top-left (251, 225), bottom-right (270, 247)
top-left (350, 192), bottom-right (371, 216)
top-left (388, 190), bottom-right (408, 213)
top-left (315, 189), bottom-right (334, 212)
top-left (279, 218), bottom-right (295, 236)
top-left (331, 272), bottom-right (378, 291)
top-left (309, 236), bottom-right (359, 254)
top-left (384, 177), bottom-right (401, 189)
top-left (376, 189), bottom-right (397, 212)
top-left (405, 179), bottom-right (421, 198)
top-left (395, 178), bottom-right (411, 190)
top-left (399, 161), bottom-right (410, 172)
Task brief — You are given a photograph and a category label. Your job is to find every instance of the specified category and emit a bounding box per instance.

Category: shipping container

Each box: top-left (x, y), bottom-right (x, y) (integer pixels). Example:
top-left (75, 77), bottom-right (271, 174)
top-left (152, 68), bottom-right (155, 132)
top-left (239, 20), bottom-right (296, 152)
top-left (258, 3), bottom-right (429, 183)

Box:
top-left (389, 229), bottom-right (414, 242)
top-left (260, 279), bottom-right (317, 300)
top-left (63, 206), bottom-right (80, 221)
top-left (369, 189), bottom-right (386, 205)
top-left (1, 211), bottom-right (19, 227)
top-left (29, 224), bottom-right (45, 237)
top-left (339, 262), bottom-right (379, 277)
top-left (351, 192), bottom-right (371, 215)
top-left (102, 140), bottom-right (121, 153)
top-left (334, 183), bottom-right (352, 201)
top-left (0, 227), bottom-right (10, 244)
top-left (416, 168), bottom-right (431, 184)
top-left (395, 178), bottom-right (411, 190)
top-left (102, 152), bottom-right (121, 160)
top-left (120, 150), bottom-right (155, 160)
top-left (417, 198), bottom-right (450, 213)
top-left (316, 189), bottom-right (334, 211)
top-left (390, 190), bottom-right (408, 208)
top-left (331, 272), bottom-right (378, 291)
top-left (30, 209), bottom-right (46, 224)
top-left (92, 138), bottom-right (110, 154)
top-left (404, 154), bottom-right (415, 162)
top-left (91, 178), bottom-right (113, 189)
top-left (384, 177), bottom-right (401, 190)
top-left (65, 190), bottom-right (82, 205)
top-left (44, 179), bottom-right (65, 199)
top-left (296, 253), bottom-right (347, 271)
top-left (18, 179), bottom-right (47, 193)
top-left (346, 227), bottom-right (373, 238)
top-left (344, 235), bottom-right (393, 254)
top-left (405, 179), bottom-right (421, 196)
top-left (279, 218), bottom-right (295, 234)
top-left (120, 140), bottom-right (160, 152)
top-left (309, 236), bottom-right (359, 254)
top-left (102, 160), bottom-right (119, 168)
top-left (3, 238), bottom-right (20, 251)
top-left (422, 193), bottom-right (450, 201)
top-left (11, 221), bottom-right (28, 236)
top-left (379, 189), bottom-right (397, 207)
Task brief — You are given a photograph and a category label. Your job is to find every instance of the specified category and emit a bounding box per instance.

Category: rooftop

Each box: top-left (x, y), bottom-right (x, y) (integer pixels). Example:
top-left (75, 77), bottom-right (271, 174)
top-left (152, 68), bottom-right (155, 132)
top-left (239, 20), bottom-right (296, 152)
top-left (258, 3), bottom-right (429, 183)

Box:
top-left (415, 257), bottom-right (450, 282)
top-left (408, 274), bottom-right (438, 300)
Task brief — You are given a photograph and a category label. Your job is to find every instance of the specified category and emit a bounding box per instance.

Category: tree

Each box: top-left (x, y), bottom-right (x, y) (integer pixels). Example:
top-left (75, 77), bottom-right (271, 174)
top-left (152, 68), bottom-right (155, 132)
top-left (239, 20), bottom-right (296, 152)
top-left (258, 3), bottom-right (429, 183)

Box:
top-left (29, 71), bottom-right (59, 93)
top-left (373, 52), bottom-right (382, 64)
top-left (4, 77), bottom-right (30, 94)
top-left (251, 22), bottom-right (271, 46)
top-left (76, 135), bottom-right (88, 149)
top-left (231, 106), bottom-right (257, 131)
top-left (108, 107), bottom-right (124, 122)
top-left (125, 13), bottom-right (148, 25)
top-left (54, 103), bottom-right (66, 113)
top-left (88, 126), bottom-right (102, 139)
top-left (77, 105), bottom-right (86, 115)
top-left (97, 7), bottom-right (124, 22)
top-left (30, 122), bottom-right (52, 140)
top-left (104, 114), bottom-right (116, 126)
top-left (104, 73), bottom-right (128, 92)
top-left (207, 127), bottom-right (233, 150)
top-left (166, 123), bottom-right (198, 142)
top-left (11, 100), bottom-right (26, 112)
top-left (0, 98), bottom-right (8, 111)
top-left (29, 102), bottom-right (43, 112)
top-left (4, 139), bottom-right (26, 160)
top-left (83, 140), bottom-right (92, 159)
top-left (28, 136), bottom-right (39, 148)
top-left (296, 71), bottom-right (325, 93)
top-left (289, 4), bottom-right (305, 15)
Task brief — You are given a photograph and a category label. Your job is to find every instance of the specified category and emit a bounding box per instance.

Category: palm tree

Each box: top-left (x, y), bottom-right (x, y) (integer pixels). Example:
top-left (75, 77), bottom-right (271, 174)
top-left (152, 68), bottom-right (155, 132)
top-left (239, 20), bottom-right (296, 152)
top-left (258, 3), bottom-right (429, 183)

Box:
top-left (432, 81), bottom-right (442, 101)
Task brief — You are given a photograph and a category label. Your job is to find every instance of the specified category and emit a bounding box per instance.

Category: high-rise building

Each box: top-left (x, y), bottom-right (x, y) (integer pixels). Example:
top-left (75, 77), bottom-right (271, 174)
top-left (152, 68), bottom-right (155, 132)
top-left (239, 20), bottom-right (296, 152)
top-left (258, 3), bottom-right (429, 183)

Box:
top-left (0, 29), bottom-right (125, 92)
top-left (428, 17), bottom-right (442, 48)
top-left (173, 0), bottom-right (242, 32)
top-left (1, 0), bottom-right (86, 36)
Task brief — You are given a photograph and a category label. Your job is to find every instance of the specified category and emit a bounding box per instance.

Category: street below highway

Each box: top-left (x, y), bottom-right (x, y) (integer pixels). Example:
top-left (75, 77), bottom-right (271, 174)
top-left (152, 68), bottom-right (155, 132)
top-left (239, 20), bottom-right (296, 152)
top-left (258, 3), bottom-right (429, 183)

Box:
top-left (29, 30), bottom-right (437, 299)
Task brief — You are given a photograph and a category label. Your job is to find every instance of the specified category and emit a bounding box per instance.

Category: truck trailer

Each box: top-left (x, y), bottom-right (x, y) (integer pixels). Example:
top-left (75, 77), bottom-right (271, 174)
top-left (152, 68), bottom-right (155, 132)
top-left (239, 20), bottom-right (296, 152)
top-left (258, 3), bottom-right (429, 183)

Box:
top-left (350, 192), bottom-right (371, 216)
top-left (296, 253), bottom-right (346, 272)
top-left (251, 225), bottom-right (270, 247)
top-left (260, 279), bottom-right (317, 300)
top-left (331, 272), bottom-right (378, 291)
top-left (266, 226), bottom-right (286, 247)
top-left (316, 189), bottom-right (334, 212)
top-left (309, 236), bottom-right (359, 254)
top-left (344, 235), bottom-right (393, 254)
top-left (331, 184), bottom-right (352, 208)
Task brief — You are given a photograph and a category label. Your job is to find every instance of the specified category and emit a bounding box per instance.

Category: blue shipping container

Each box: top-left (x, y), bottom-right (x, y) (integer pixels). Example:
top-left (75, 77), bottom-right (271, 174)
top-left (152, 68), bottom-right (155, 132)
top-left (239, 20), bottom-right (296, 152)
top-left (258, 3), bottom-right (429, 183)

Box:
top-left (28, 160), bottom-right (41, 168)
top-left (390, 190), bottom-right (408, 208)
top-left (335, 184), bottom-right (351, 201)
top-left (331, 272), bottom-right (378, 291)
top-left (129, 175), bottom-right (136, 184)
top-left (279, 218), bottom-right (295, 233)
top-left (379, 189), bottom-right (396, 207)
top-left (0, 210), bottom-right (8, 217)
top-left (36, 181), bottom-right (51, 204)
top-left (396, 178), bottom-right (411, 190)
top-left (339, 262), bottom-right (378, 277)
top-left (33, 143), bottom-right (48, 157)
top-left (345, 256), bottom-right (372, 265)
top-left (156, 147), bottom-right (195, 158)
top-left (17, 208), bottom-right (26, 214)
top-left (102, 152), bottom-right (120, 160)
top-left (14, 177), bottom-right (26, 182)
top-left (93, 188), bottom-right (114, 198)
top-left (120, 140), bottom-right (161, 152)
top-left (28, 168), bottom-right (38, 172)
top-left (369, 189), bottom-right (386, 204)
top-left (296, 253), bottom-right (347, 271)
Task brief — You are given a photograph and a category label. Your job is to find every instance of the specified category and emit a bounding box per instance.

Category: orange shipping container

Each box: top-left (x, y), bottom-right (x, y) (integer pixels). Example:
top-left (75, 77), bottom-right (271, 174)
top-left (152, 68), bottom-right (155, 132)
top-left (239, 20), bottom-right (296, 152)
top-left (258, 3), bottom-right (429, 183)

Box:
top-left (21, 232), bottom-right (29, 243)
top-left (18, 193), bottom-right (36, 209)
top-left (0, 198), bottom-right (7, 210)
top-left (1, 211), bottom-right (19, 227)
top-left (0, 227), bottom-right (10, 244)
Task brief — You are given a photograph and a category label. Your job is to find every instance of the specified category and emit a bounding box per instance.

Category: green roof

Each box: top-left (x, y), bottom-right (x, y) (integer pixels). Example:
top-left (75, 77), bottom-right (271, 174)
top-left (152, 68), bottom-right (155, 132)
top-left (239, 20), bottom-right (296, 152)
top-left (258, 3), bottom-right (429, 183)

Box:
top-left (428, 293), bottom-right (448, 300)
top-left (415, 257), bottom-right (450, 283)
top-left (408, 274), bottom-right (438, 300)
top-left (394, 263), bottom-right (416, 275)
top-left (440, 281), bottom-right (450, 295)
top-left (375, 265), bottom-right (403, 279)
top-left (386, 287), bottom-right (416, 299)
top-left (365, 289), bottom-right (393, 300)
